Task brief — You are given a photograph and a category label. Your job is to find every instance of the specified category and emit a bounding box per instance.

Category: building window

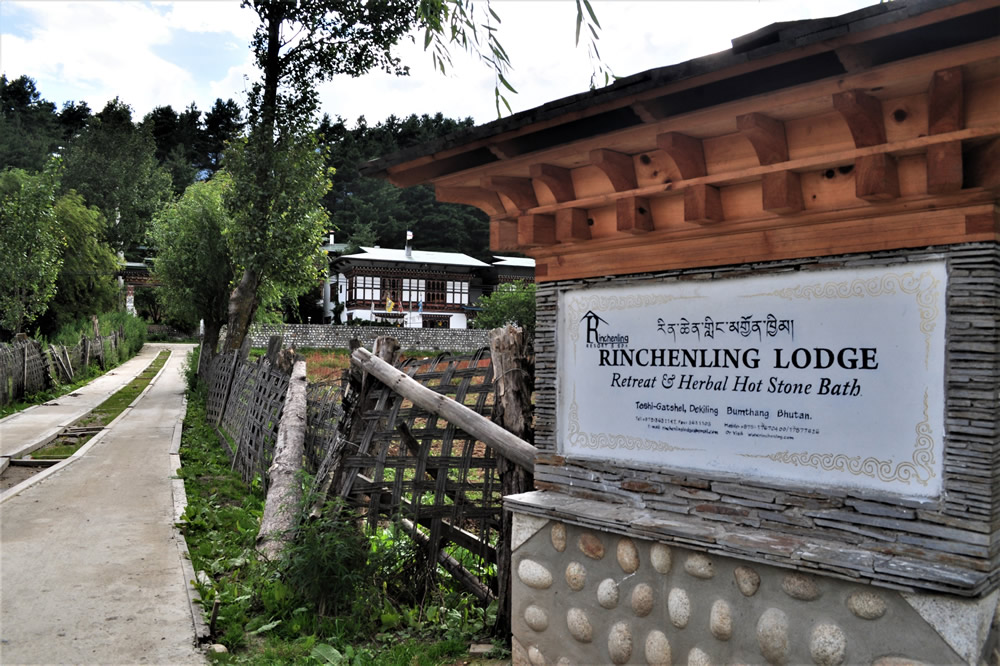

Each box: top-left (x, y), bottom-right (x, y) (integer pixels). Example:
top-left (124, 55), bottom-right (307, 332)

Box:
top-left (349, 275), bottom-right (380, 302)
top-left (422, 314), bottom-right (451, 328)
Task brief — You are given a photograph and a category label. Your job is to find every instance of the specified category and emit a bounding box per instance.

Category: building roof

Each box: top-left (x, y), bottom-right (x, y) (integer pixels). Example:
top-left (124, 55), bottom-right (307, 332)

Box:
top-left (493, 256), bottom-right (536, 268)
top-left (361, 0), bottom-right (994, 186)
top-left (334, 246), bottom-right (490, 268)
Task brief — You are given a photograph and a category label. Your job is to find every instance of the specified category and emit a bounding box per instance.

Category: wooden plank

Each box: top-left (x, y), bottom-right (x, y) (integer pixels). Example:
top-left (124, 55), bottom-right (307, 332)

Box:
top-left (737, 112), bottom-right (789, 165)
top-left (762, 171), bottom-right (804, 214)
top-left (530, 163), bottom-right (576, 202)
top-left (532, 207), bottom-right (993, 282)
top-left (556, 208), bottom-right (591, 242)
top-left (490, 219), bottom-right (519, 252)
top-left (928, 67), bottom-right (965, 135)
top-left (927, 141), bottom-right (964, 194)
top-left (855, 153), bottom-right (900, 201)
top-left (480, 176), bottom-right (538, 211)
top-left (684, 184), bottom-right (724, 224)
top-left (590, 148), bottom-right (637, 192)
top-left (517, 214), bottom-right (557, 247)
top-left (616, 197), bottom-right (654, 234)
top-left (833, 89), bottom-right (887, 147)
top-left (435, 186), bottom-right (506, 216)
top-left (657, 132), bottom-right (707, 179)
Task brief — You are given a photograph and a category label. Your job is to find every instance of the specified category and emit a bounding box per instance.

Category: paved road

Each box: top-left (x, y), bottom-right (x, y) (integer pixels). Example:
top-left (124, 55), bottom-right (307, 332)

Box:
top-left (0, 344), bottom-right (168, 458)
top-left (0, 344), bottom-right (205, 665)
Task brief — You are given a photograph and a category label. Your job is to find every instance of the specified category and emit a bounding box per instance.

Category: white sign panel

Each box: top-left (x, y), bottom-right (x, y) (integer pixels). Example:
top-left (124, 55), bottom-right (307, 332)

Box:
top-left (558, 263), bottom-right (947, 497)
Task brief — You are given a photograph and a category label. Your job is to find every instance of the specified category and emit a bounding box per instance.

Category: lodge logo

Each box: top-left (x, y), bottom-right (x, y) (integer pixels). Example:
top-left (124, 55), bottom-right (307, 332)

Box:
top-left (581, 310), bottom-right (629, 348)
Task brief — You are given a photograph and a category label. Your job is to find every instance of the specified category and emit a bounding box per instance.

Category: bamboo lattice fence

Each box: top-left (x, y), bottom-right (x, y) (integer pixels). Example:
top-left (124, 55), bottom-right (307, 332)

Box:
top-left (201, 339), bottom-right (529, 605)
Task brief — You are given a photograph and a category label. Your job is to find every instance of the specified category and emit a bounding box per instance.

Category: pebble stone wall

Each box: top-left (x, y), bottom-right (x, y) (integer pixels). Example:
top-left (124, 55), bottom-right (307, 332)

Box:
top-left (510, 513), bottom-right (983, 665)
top-left (243, 324), bottom-right (491, 352)
top-left (529, 243), bottom-right (999, 597)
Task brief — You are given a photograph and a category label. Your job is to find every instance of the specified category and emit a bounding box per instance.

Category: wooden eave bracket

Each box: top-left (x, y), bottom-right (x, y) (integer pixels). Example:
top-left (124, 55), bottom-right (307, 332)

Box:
top-left (656, 132), bottom-right (707, 179)
top-left (480, 175), bottom-right (539, 212)
top-left (590, 148), bottom-right (637, 192)
top-left (737, 113), bottom-right (789, 165)
top-left (436, 186), bottom-right (506, 216)
top-left (927, 67), bottom-right (965, 194)
top-left (684, 184), bottom-right (724, 224)
top-left (490, 219), bottom-right (518, 252)
top-left (556, 208), bottom-right (590, 242)
top-left (762, 171), bottom-right (804, 214)
top-left (529, 163), bottom-right (576, 203)
top-left (617, 197), bottom-right (653, 234)
top-left (518, 214), bottom-right (556, 247)
top-left (833, 89), bottom-right (887, 148)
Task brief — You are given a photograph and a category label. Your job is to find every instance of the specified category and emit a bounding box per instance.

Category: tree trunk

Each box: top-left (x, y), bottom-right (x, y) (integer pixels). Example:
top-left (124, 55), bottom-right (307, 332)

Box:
top-left (489, 324), bottom-right (535, 640)
top-left (224, 267), bottom-right (261, 352)
top-left (257, 356), bottom-right (308, 560)
top-left (200, 319), bottom-right (223, 374)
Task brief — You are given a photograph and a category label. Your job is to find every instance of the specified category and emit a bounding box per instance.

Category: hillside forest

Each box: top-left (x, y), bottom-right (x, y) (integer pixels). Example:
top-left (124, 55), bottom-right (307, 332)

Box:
top-left (0, 73), bottom-right (490, 342)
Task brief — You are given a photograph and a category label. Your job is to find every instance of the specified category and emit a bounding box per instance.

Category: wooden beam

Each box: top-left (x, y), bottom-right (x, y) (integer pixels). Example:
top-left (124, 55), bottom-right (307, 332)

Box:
top-left (351, 347), bottom-right (537, 472)
top-left (762, 171), bottom-right (804, 214)
top-left (518, 214), bottom-right (557, 247)
top-left (737, 112), bottom-right (789, 165)
top-left (616, 197), bottom-right (653, 234)
top-left (965, 212), bottom-right (999, 235)
top-left (490, 219), bottom-right (519, 252)
top-left (555, 208), bottom-right (591, 242)
top-left (927, 141), bottom-right (964, 194)
top-left (833, 89), bottom-right (887, 148)
top-left (928, 67), bottom-right (964, 135)
top-left (656, 132), bottom-right (707, 179)
top-left (436, 186), bottom-right (506, 216)
top-left (480, 176), bottom-right (538, 211)
top-left (684, 185), bottom-right (724, 224)
top-left (855, 153), bottom-right (900, 201)
top-left (529, 163), bottom-right (576, 203)
top-left (590, 149), bottom-right (637, 192)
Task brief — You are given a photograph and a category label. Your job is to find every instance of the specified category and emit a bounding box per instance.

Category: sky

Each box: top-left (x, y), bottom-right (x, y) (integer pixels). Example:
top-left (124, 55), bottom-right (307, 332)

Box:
top-left (1, 0), bottom-right (877, 128)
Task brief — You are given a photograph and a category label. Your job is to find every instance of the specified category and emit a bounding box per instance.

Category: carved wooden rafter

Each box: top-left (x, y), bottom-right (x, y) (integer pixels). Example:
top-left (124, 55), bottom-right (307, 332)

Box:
top-left (737, 113), bottom-right (789, 166)
top-left (656, 132), bottom-right (707, 179)
top-left (590, 149), bottom-right (637, 192)
top-left (833, 89), bottom-right (887, 148)
top-left (480, 176), bottom-right (538, 212)
top-left (530, 163), bottom-right (576, 203)
top-left (436, 186), bottom-right (506, 216)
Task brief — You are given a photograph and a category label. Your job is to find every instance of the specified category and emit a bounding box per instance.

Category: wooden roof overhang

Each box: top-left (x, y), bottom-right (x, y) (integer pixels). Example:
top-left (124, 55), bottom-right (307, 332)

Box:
top-left (362, 0), bottom-right (1000, 282)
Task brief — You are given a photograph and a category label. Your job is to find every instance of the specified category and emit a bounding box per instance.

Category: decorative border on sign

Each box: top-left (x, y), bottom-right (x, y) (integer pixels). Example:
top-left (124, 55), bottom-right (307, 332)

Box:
top-left (745, 268), bottom-right (941, 367)
top-left (739, 390), bottom-right (936, 486)
top-left (566, 398), bottom-right (698, 453)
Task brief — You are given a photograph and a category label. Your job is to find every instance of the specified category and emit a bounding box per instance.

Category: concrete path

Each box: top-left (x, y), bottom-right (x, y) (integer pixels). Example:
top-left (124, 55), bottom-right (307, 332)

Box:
top-left (0, 344), bottom-right (170, 459)
top-left (0, 344), bottom-right (206, 665)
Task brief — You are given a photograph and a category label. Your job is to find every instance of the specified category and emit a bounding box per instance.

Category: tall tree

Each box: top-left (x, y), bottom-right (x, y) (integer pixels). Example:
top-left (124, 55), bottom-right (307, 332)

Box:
top-left (0, 75), bottom-right (61, 172)
top-left (0, 162), bottom-right (64, 336)
top-left (61, 98), bottom-right (172, 255)
top-left (201, 98), bottom-right (244, 176)
top-left (35, 192), bottom-right (121, 335)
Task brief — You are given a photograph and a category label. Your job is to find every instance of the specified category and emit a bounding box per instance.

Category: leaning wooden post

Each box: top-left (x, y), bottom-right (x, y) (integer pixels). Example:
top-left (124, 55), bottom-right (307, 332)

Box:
top-left (489, 324), bottom-right (535, 638)
top-left (257, 355), bottom-right (308, 560)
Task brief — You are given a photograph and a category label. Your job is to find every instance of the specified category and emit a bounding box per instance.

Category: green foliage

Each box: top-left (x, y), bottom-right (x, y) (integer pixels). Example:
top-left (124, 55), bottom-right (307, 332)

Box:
top-left (60, 98), bottom-right (173, 254)
top-left (151, 175), bottom-right (235, 346)
top-left (473, 280), bottom-right (537, 339)
top-left (0, 75), bottom-right (61, 172)
top-left (35, 191), bottom-right (121, 334)
top-left (0, 161), bottom-right (64, 336)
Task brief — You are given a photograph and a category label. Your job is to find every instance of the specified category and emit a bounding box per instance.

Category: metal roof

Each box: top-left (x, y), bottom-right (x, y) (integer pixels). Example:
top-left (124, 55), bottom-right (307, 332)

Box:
top-left (492, 256), bottom-right (536, 268)
top-left (334, 247), bottom-right (490, 268)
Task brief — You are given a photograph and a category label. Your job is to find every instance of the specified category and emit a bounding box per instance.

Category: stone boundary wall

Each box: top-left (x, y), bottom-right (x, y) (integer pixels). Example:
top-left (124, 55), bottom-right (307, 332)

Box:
top-left (532, 242), bottom-right (999, 596)
top-left (244, 323), bottom-right (491, 352)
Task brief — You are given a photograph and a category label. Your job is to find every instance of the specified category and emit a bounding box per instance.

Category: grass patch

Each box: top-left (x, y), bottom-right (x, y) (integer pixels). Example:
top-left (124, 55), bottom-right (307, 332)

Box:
top-left (178, 351), bottom-right (504, 665)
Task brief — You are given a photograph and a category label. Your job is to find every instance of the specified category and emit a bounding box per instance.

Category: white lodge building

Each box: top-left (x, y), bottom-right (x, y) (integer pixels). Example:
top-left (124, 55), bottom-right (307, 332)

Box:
top-left (326, 242), bottom-right (520, 329)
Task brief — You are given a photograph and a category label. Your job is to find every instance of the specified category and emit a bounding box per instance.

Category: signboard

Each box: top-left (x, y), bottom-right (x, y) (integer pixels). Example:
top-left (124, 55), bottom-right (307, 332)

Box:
top-left (557, 263), bottom-right (946, 497)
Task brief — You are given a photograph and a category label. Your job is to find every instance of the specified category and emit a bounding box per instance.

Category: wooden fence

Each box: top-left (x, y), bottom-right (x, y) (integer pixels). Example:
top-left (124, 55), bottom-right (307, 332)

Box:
top-left (200, 335), bottom-right (534, 615)
top-left (0, 331), bottom-right (125, 408)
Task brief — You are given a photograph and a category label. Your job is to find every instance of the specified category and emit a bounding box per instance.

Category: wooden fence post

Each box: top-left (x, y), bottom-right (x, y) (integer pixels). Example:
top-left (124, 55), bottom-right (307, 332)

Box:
top-left (489, 324), bottom-right (535, 639)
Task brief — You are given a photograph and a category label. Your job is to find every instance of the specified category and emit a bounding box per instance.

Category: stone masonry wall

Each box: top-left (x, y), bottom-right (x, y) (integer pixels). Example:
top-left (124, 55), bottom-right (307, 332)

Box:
top-left (531, 243), bottom-right (999, 597)
top-left (509, 510), bottom-right (993, 665)
top-left (245, 324), bottom-right (491, 352)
